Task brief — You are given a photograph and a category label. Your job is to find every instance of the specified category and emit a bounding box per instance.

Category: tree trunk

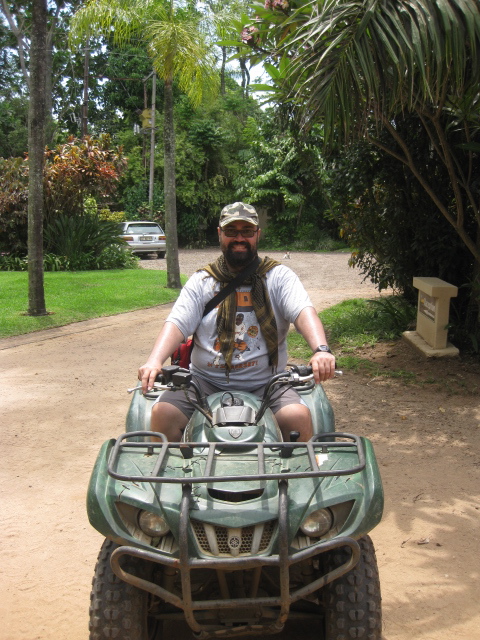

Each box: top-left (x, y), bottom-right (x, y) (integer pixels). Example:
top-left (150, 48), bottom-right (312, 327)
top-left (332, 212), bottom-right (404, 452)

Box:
top-left (466, 226), bottom-right (480, 333)
top-left (82, 42), bottom-right (90, 138)
top-left (163, 75), bottom-right (181, 289)
top-left (27, 0), bottom-right (48, 316)
top-left (44, 15), bottom-right (56, 146)
top-left (239, 57), bottom-right (250, 99)
top-left (149, 72), bottom-right (156, 215)
top-left (238, 55), bottom-right (247, 99)
top-left (220, 46), bottom-right (226, 96)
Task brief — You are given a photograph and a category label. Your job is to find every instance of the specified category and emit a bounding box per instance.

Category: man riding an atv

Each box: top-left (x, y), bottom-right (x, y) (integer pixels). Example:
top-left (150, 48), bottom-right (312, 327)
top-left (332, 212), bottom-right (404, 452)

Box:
top-left (86, 202), bottom-right (383, 640)
top-left (138, 202), bottom-right (336, 442)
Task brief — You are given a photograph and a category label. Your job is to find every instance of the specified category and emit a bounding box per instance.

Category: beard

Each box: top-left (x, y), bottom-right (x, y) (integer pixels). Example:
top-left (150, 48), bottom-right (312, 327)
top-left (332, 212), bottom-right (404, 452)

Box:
top-left (224, 242), bottom-right (257, 268)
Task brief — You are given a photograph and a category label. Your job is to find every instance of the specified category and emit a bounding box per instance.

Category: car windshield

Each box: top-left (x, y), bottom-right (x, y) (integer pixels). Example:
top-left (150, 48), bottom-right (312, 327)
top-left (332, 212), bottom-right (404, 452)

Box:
top-left (124, 224), bottom-right (163, 234)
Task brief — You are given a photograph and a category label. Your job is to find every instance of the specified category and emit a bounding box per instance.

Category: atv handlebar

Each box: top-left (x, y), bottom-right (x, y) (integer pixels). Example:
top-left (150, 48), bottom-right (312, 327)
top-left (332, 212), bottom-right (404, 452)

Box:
top-left (128, 365), bottom-right (342, 428)
top-left (128, 365), bottom-right (342, 394)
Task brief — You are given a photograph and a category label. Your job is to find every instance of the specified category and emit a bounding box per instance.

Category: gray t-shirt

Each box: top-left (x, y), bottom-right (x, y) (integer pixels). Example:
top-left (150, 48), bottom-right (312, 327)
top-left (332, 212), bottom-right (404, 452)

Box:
top-left (166, 264), bottom-right (313, 391)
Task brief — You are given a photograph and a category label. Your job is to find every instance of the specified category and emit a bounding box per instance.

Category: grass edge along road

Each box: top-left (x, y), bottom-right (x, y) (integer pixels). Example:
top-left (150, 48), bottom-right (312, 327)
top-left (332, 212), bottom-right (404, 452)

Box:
top-left (0, 269), bottom-right (184, 339)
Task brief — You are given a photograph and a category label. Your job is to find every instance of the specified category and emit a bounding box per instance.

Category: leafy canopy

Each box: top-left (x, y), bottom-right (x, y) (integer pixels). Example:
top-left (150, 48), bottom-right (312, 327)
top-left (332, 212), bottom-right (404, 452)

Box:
top-left (69, 0), bottom-right (219, 106)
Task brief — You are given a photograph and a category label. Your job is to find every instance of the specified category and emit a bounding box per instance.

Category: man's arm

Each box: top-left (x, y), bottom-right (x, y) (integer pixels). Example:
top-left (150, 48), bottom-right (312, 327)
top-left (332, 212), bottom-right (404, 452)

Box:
top-left (294, 306), bottom-right (336, 383)
top-left (138, 321), bottom-right (185, 392)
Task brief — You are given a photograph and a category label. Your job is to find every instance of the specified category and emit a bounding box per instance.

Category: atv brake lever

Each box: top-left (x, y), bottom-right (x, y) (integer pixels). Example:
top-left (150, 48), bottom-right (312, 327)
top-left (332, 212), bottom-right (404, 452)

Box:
top-left (127, 383), bottom-right (168, 394)
top-left (289, 370), bottom-right (343, 385)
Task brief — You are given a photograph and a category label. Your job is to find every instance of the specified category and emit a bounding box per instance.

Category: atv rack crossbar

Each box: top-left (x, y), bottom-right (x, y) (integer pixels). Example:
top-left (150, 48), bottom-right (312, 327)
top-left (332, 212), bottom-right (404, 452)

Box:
top-left (107, 431), bottom-right (366, 484)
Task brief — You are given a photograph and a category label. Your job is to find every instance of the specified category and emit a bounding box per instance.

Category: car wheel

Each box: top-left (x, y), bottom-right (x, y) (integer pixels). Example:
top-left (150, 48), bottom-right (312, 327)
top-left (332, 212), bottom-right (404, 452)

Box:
top-left (89, 539), bottom-right (163, 640)
top-left (157, 252), bottom-right (165, 259)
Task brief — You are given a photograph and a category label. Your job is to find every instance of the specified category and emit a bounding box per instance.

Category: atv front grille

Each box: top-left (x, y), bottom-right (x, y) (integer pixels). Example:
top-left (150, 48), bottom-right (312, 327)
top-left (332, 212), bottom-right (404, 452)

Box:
top-left (191, 520), bottom-right (275, 557)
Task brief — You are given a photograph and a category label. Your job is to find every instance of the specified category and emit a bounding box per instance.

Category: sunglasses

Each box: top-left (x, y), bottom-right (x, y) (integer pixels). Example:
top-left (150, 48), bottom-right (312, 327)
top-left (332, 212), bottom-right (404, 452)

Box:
top-left (222, 227), bottom-right (258, 238)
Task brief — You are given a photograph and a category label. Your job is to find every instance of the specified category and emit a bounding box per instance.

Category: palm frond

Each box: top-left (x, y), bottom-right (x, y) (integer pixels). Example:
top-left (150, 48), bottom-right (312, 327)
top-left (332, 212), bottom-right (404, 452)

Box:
top-left (146, 18), bottom-right (219, 105)
top-left (279, 0), bottom-right (480, 140)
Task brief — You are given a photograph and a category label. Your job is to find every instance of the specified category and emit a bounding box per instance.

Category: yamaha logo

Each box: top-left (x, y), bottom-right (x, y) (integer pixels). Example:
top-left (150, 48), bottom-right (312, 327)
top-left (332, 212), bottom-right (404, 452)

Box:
top-left (228, 427), bottom-right (243, 439)
top-left (228, 535), bottom-right (241, 549)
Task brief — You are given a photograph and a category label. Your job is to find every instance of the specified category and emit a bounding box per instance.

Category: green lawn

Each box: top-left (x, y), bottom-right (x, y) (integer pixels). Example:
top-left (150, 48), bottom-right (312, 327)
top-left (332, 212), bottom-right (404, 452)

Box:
top-left (0, 269), bottom-right (184, 338)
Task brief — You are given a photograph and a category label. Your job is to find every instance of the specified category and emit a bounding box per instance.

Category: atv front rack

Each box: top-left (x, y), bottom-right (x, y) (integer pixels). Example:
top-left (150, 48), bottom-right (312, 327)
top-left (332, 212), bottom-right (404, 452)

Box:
top-left (107, 431), bottom-right (366, 483)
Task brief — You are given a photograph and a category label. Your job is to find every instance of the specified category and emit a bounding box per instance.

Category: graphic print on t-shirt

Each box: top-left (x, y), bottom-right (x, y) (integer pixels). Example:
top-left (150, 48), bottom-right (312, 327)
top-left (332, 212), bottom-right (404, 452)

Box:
top-left (210, 291), bottom-right (260, 369)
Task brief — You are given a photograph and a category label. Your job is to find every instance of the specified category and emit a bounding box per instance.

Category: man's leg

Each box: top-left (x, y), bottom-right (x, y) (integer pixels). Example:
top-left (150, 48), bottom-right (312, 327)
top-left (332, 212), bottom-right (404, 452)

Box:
top-left (274, 403), bottom-right (313, 442)
top-left (150, 375), bottom-right (218, 441)
top-left (151, 401), bottom-right (189, 441)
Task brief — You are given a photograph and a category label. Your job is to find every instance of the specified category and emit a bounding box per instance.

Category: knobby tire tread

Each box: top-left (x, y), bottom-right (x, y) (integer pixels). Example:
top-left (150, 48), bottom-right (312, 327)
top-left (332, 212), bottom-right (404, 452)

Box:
top-left (89, 539), bottom-right (151, 640)
top-left (323, 535), bottom-right (382, 640)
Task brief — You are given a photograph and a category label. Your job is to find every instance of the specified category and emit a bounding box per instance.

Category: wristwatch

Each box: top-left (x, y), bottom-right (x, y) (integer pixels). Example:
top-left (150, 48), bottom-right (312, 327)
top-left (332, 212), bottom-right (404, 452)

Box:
top-left (314, 345), bottom-right (333, 354)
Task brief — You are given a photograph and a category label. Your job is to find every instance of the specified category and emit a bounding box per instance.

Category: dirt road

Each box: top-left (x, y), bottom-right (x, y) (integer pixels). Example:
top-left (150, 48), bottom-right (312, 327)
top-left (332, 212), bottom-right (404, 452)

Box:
top-left (1, 250), bottom-right (479, 640)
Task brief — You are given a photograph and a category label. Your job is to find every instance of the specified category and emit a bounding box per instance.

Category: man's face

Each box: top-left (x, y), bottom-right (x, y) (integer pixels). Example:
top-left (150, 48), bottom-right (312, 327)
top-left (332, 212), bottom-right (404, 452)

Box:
top-left (218, 221), bottom-right (260, 268)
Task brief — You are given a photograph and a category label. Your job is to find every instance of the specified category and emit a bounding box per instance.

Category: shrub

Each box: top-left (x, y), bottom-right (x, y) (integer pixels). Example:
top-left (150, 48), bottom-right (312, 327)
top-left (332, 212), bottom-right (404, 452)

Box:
top-left (43, 253), bottom-right (68, 271)
top-left (43, 215), bottom-right (124, 269)
top-left (0, 136), bottom-right (128, 254)
top-left (44, 135), bottom-right (128, 220)
top-left (0, 254), bottom-right (28, 271)
top-left (98, 209), bottom-right (126, 223)
top-left (0, 157), bottom-right (29, 253)
top-left (94, 246), bottom-right (139, 270)
top-left (0, 253), bottom-right (71, 272)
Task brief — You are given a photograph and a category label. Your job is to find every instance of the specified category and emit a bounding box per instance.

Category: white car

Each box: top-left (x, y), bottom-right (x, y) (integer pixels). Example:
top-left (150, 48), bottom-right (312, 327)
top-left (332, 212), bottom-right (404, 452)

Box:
top-left (119, 221), bottom-right (166, 259)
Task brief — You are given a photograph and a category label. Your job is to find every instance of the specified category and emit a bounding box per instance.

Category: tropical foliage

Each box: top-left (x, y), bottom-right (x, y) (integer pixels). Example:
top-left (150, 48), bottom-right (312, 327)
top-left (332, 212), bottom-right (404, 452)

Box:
top-left (0, 135), bottom-right (128, 267)
top-left (237, 0), bottom-right (480, 336)
top-left (0, 157), bottom-right (29, 254)
top-left (43, 215), bottom-right (131, 271)
top-left (234, 113), bottom-right (339, 249)
top-left (43, 134), bottom-right (127, 219)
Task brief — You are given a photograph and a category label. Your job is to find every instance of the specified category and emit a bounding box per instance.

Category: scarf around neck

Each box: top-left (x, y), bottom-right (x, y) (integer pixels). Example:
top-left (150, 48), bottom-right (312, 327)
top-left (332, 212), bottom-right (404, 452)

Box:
top-left (200, 255), bottom-right (280, 376)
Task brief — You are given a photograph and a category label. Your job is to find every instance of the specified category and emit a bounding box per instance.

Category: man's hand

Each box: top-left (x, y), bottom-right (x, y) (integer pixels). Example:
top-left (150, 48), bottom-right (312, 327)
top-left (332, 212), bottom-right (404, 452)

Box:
top-left (309, 351), bottom-right (336, 384)
top-left (138, 363), bottom-right (162, 394)
top-left (137, 322), bottom-right (186, 394)
top-left (294, 307), bottom-right (336, 384)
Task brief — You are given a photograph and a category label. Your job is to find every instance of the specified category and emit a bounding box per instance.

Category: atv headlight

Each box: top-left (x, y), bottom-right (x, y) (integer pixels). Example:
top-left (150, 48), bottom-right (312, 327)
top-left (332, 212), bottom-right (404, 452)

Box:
top-left (300, 508), bottom-right (333, 537)
top-left (138, 510), bottom-right (170, 537)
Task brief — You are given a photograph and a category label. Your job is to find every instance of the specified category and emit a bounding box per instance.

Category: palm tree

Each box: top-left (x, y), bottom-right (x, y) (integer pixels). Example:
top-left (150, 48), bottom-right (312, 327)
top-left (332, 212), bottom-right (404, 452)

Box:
top-left (70, 0), bottom-right (219, 288)
top-left (253, 0), bottom-right (480, 317)
top-left (204, 0), bottom-right (254, 97)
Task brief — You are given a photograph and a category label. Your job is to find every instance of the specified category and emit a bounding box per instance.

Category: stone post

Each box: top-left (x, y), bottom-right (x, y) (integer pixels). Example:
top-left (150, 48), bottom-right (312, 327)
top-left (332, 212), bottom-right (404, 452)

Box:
top-left (403, 277), bottom-right (459, 357)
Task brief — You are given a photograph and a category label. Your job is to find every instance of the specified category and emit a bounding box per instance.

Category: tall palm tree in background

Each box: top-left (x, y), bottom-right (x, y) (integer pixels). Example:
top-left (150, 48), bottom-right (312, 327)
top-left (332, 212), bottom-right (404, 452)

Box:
top-left (204, 0), bottom-right (248, 95)
top-left (70, 0), bottom-right (219, 288)
top-left (204, 0), bottom-right (253, 97)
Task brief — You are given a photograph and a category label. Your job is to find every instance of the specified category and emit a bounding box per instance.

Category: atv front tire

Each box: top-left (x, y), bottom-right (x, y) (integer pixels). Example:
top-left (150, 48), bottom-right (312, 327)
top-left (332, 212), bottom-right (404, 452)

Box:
top-left (321, 535), bottom-right (382, 640)
top-left (89, 538), bottom-right (163, 640)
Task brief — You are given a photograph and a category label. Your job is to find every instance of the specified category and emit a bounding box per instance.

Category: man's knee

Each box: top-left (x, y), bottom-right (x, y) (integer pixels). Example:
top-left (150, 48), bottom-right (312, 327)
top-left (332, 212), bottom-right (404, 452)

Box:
top-left (275, 403), bottom-right (313, 442)
top-left (151, 401), bottom-right (189, 440)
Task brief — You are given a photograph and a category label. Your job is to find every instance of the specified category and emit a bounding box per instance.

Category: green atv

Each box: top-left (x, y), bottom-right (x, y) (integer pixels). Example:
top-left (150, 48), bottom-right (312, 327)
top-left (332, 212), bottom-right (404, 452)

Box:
top-left (87, 364), bottom-right (384, 639)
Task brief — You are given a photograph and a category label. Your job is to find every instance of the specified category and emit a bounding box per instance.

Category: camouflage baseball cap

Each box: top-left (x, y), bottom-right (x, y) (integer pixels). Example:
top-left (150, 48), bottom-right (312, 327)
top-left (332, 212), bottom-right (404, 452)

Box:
top-left (219, 202), bottom-right (259, 227)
